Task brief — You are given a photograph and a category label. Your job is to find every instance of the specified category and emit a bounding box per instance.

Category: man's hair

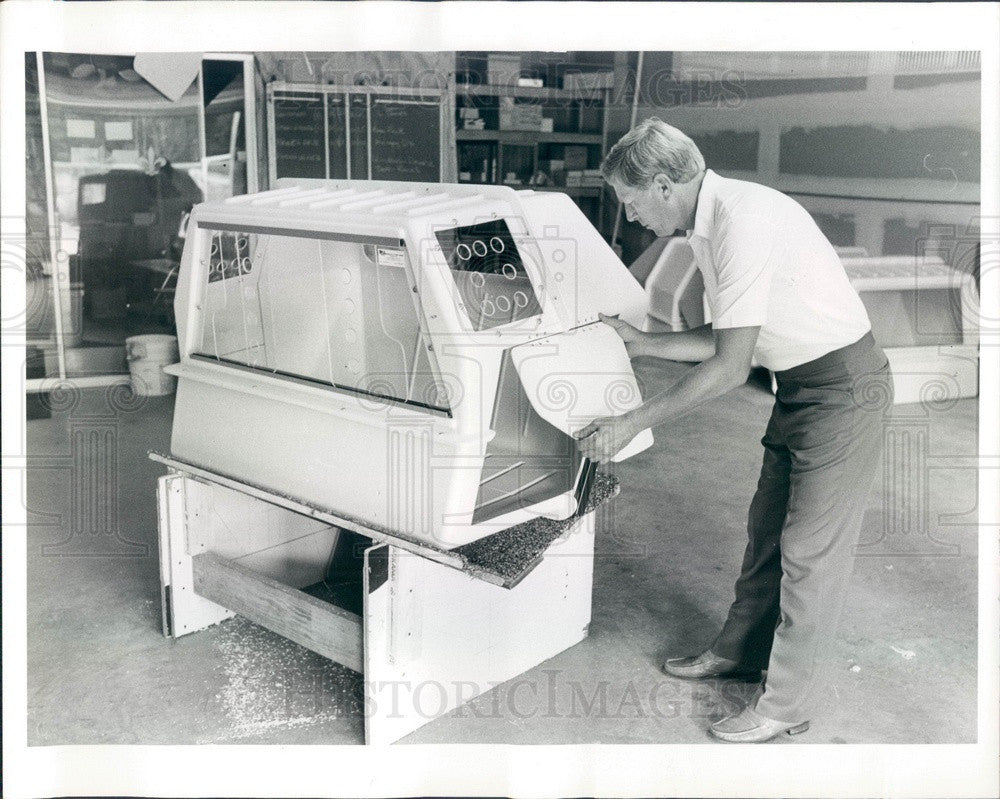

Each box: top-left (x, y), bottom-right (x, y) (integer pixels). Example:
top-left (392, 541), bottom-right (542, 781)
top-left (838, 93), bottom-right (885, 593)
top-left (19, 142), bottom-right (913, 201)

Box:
top-left (601, 117), bottom-right (705, 188)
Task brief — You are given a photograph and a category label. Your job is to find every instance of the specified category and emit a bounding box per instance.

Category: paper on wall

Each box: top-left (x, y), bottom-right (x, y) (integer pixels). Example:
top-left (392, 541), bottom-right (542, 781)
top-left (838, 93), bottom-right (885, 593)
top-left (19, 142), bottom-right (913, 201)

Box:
top-left (105, 120), bottom-right (134, 141)
top-left (66, 119), bottom-right (96, 139)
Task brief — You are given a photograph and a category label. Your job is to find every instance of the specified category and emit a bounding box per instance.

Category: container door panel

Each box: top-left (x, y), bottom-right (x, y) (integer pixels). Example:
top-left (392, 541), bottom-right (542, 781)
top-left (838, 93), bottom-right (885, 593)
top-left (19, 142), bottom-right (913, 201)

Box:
top-left (510, 322), bottom-right (653, 462)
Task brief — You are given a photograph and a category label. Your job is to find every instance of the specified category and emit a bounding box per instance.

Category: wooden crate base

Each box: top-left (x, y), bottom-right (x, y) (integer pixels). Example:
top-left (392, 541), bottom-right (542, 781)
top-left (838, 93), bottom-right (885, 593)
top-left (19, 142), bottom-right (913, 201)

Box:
top-left (155, 466), bottom-right (601, 744)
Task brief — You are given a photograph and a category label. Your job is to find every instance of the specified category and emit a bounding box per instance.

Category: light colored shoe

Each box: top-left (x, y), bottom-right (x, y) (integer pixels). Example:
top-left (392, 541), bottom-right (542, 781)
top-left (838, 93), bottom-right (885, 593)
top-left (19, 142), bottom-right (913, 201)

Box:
top-left (662, 649), bottom-right (761, 680)
top-left (709, 706), bottom-right (810, 743)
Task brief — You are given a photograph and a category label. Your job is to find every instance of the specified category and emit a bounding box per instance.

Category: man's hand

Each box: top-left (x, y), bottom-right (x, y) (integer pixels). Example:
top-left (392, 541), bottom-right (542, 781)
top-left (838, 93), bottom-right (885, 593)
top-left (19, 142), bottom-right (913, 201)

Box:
top-left (598, 312), bottom-right (645, 358)
top-left (575, 412), bottom-right (640, 464)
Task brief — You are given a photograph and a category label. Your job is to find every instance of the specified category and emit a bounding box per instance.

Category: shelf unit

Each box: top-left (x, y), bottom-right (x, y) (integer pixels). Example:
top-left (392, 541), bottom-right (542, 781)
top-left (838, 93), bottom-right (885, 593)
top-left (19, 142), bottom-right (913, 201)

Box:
top-left (454, 81), bottom-right (612, 233)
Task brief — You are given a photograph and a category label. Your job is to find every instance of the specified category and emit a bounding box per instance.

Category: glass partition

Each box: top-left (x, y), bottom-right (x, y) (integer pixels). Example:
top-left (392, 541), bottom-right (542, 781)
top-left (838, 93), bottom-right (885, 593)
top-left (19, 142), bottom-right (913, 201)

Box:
top-left (26, 52), bottom-right (259, 393)
top-left (195, 227), bottom-right (448, 413)
top-left (42, 53), bottom-right (202, 380)
top-left (201, 58), bottom-right (249, 203)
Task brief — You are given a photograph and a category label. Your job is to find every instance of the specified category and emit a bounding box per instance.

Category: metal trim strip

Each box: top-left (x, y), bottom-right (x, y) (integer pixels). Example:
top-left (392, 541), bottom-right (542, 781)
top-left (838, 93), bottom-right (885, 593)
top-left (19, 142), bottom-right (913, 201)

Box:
top-left (196, 221), bottom-right (404, 248)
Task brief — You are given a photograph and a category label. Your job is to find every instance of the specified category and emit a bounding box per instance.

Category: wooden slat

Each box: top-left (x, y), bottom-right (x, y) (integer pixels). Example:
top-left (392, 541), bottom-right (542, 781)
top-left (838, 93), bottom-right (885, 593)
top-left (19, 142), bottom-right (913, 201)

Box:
top-left (192, 552), bottom-right (364, 673)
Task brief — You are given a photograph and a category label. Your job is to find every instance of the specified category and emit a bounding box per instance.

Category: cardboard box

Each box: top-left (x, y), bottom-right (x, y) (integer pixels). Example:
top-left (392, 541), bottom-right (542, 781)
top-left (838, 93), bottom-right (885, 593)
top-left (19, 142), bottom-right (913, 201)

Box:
top-left (459, 107), bottom-right (480, 119)
top-left (500, 98), bottom-right (542, 115)
top-left (488, 54), bottom-right (522, 87)
top-left (499, 99), bottom-right (545, 131)
top-left (499, 113), bottom-right (533, 131)
top-left (564, 170), bottom-right (603, 187)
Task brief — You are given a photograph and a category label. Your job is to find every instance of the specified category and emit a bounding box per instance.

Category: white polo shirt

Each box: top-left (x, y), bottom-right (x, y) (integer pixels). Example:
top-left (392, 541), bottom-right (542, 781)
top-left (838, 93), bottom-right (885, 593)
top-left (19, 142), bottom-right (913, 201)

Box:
top-left (688, 170), bottom-right (871, 372)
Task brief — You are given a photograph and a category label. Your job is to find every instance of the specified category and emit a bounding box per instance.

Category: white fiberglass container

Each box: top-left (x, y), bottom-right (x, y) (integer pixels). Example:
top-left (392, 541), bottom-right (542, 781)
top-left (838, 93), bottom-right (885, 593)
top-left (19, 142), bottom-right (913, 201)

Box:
top-left (168, 179), bottom-right (652, 548)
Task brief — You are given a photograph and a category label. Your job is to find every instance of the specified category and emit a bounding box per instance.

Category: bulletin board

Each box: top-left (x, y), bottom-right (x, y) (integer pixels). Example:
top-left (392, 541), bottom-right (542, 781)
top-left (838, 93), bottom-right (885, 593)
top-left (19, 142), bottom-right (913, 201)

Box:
top-left (267, 82), bottom-right (452, 184)
top-left (779, 125), bottom-right (980, 183)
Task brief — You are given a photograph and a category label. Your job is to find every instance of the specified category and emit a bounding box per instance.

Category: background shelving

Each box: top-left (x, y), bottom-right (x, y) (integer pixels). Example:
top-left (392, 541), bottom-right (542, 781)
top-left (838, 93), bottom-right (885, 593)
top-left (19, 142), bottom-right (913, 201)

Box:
top-left (454, 52), bottom-right (615, 231)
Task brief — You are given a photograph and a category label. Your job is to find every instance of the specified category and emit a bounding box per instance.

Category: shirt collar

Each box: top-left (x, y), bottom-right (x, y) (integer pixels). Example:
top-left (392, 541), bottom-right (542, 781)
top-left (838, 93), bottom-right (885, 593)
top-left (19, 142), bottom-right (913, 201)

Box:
top-left (689, 169), bottom-right (719, 241)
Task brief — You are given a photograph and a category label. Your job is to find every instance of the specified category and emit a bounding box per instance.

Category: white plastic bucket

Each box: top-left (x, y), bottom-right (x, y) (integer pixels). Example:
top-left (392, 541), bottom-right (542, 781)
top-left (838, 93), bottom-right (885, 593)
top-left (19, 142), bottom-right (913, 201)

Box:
top-left (126, 334), bottom-right (179, 396)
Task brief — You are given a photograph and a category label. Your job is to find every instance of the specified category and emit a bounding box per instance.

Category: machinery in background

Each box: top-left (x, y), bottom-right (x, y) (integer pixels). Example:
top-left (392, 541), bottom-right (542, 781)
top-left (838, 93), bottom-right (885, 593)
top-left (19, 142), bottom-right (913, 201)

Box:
top-left (639, 236), bottom-right (706, 332)
top-left (73, 163), bottom-right (201, 323)
top-left (639, 236), bottom-right (979, 403)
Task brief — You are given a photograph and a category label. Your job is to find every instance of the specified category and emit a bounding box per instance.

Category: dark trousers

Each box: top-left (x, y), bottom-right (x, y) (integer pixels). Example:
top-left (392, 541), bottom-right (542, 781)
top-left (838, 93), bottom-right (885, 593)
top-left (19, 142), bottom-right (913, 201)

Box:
top-left (712, 332), bottom-right (892, 722)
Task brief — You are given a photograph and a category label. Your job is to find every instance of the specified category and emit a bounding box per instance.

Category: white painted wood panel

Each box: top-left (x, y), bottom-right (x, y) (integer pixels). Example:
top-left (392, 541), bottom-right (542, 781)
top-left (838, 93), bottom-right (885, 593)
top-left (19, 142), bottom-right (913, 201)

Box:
top-left (364, 512), bottom-right (596, 745)
top-left (182, 477), bottom-right (337, 586)
top-left (157, 474), bottom-right (234, 638)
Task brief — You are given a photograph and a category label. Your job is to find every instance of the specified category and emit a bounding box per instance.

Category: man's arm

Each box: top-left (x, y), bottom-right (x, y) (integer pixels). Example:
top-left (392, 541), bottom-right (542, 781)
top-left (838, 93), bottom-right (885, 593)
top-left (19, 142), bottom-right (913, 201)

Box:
top-left (628, 324), bottom-right (758, 428)
top-left (576, 325), bottom-right (759, 463)
top-left (599, 313), bottom-right (715, 362)
top-left (637, 323), bottom-right (716, 362)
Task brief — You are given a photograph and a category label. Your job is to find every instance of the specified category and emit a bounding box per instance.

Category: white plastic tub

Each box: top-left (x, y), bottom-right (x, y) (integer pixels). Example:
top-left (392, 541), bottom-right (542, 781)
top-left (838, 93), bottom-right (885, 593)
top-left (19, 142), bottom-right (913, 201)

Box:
top-left (126, 334), bottom-right (179, 396)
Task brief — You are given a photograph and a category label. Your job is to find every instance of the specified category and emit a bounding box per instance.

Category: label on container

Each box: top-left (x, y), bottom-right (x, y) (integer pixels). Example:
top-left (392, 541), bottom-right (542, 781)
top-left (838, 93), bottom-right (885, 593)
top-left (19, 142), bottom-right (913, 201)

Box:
top-left (376, 247), bottom-right (406, 268)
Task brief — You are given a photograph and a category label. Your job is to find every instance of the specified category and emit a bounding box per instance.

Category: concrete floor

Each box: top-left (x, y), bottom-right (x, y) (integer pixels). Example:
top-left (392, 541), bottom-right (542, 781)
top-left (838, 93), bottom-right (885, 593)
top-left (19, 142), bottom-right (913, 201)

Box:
top-left (25, 359), bottom-right (979, 745)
